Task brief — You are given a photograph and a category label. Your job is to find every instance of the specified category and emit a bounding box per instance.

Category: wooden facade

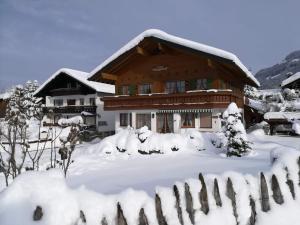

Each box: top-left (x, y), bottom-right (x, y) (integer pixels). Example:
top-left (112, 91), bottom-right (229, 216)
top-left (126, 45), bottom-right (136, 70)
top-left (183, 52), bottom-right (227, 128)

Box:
top-left (88, 31), bottom-right (258, 132)
top-left (90, 37), bottom-right (253, 111)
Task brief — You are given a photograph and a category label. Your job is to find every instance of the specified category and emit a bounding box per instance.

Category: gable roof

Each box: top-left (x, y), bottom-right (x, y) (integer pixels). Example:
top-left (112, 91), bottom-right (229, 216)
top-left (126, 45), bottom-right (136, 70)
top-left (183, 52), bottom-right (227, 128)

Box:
top-left (34, 68), bottom-right (115, 96)
top-left (281, 72), bottom-right (300, 87)
top-left (89, 29), bottom-right (260, 87)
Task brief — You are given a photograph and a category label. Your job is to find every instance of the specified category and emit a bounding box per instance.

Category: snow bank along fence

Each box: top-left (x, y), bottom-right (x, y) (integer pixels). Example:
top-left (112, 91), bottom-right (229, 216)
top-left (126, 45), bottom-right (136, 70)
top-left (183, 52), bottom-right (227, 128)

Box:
top-left (33, 156), bottom-right (300, 225)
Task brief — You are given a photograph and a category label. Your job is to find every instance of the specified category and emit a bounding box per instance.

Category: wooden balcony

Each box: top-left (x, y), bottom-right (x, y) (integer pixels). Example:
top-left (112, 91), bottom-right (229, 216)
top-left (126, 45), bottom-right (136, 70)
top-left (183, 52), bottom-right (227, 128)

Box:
top-left (43, 105), bottom-right (97, 114)
top-left (102, 91), bottom-right (243, 110)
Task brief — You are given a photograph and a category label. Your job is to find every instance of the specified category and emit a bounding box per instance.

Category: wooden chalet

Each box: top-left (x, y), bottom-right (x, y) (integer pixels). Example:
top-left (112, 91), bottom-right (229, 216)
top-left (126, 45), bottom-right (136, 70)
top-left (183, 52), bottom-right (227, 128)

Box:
top-left (89, 29), bottom-right (260, 133)
top-left (34, 68), bottom-right (115, 136)
top-left (281, 72), bottom-right (300, 90)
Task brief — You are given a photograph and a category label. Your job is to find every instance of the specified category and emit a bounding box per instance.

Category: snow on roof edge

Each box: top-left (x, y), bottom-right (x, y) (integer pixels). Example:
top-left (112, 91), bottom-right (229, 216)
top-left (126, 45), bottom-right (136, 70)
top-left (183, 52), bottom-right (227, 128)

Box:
top-left (89, 29), bottom-right (260, 87)
top-left (281, 72), bottom-right (300, 87)
top-left (34, 68), bottom-right (115, 96)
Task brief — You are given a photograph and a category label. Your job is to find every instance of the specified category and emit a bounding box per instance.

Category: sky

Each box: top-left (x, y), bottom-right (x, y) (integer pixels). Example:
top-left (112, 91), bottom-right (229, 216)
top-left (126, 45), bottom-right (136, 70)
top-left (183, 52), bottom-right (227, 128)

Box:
top-left (0, 0), bottom-right (299, 91)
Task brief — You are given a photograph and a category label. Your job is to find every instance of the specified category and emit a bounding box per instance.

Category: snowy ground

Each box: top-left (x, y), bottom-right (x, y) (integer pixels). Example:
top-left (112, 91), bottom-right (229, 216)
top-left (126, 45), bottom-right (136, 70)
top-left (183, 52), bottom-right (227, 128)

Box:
top-left (1, 127), bottom-right (299, 196)
top-left (66, 131), bottom-right (299, 195)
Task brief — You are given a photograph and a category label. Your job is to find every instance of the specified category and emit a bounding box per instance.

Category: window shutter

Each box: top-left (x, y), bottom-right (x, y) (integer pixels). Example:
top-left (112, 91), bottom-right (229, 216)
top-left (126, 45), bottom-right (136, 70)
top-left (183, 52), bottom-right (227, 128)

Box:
top-left (207, 79), bottom-right (213, 89)
top-left (189, 79), bottom-right (197, 90)
top-left (129, 85), bottom-right (136, 96)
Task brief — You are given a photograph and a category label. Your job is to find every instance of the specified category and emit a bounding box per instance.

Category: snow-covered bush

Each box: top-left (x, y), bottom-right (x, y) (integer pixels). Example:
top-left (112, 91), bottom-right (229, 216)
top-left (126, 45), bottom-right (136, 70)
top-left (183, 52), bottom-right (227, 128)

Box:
top-left (58, 116), bottom-right (83, 127)
top-left (244, 85), bottom-right (260, 99)
top-left (97, 126), bottom-right (212, 156)
top-left (282, 88), bottom-right (298, 101)
top-left (58, 125), bottom-right (81, 176)
top-left (222, 103), bottom-right (252, 157)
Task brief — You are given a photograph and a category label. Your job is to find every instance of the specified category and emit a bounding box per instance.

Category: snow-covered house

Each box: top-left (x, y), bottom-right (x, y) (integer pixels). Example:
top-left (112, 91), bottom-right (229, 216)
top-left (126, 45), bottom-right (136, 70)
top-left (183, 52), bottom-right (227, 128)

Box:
top-left (281, 72), bottom-right (300, 90)
top-left (34, 68), bottom-right (115, 136)
top-left (88, 29), bottom-right (259, 133)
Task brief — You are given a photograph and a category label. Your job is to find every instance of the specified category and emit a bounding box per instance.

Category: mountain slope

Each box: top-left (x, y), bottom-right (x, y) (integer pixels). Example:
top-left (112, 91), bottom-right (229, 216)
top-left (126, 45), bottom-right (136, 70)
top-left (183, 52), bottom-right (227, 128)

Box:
top-left (255, 50), bottom-right (300, 89)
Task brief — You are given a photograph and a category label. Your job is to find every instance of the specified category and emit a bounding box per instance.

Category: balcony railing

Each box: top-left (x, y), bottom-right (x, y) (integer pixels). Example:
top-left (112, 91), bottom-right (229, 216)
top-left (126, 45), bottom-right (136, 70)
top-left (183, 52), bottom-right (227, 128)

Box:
top-left (43, 105), bottom-right (97, 114)
top-left (101, 91), bottom-right (243, 110)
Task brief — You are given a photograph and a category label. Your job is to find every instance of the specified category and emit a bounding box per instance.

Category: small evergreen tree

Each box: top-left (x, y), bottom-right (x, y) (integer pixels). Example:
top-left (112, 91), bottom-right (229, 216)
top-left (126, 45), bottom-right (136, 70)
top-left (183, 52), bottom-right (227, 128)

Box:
top-left (222, 103), bottom-right (252, 157)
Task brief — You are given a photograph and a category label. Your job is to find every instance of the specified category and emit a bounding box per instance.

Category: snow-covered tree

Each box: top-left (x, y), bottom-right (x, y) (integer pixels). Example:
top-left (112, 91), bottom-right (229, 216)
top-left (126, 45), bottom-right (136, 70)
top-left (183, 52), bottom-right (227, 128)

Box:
top-left (0, 80), bottom-right (42, 186)
top-left (244, 85), bottom-right (260, 100)
top-left (222, 103), bottom-right (252, 157)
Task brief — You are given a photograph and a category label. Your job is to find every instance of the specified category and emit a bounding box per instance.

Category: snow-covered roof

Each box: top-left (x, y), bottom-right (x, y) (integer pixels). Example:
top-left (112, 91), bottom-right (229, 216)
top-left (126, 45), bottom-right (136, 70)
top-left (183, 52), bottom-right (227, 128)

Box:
top-left (281, 72), bottom-right (300, 87)
top-left (34, 68), bottom-right (115, 96)
top-left (89, 29), bottom-right (260, 87)
top-left (264, 112), bottom-right (300, 121)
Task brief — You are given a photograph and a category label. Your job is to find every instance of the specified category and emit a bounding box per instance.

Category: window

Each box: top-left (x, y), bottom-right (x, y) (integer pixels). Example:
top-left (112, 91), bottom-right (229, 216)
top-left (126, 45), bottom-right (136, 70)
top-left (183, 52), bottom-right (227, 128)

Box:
top-left (120, 113), bottom-right (131, 127)
top-left (98, 121), bottom-right (108, 126)
top-left (165, 81), bottom-right (185, 93)
top-left (139, 83), bottom-right (152, 94)
top-left (119, 86), bottom-right (129, 95)
top-left (67, 99), bottom-right (76, 106)
top-left (67, 83), bottom-right (72, 88)
top-left (157, 113), bottom-right (173, 133)
top-left (54, 99), bottom-right (63, 106)
top-left (136, 113), bottom-right (151, 129)
top-left (220, 80), bottom-right (227, 89)
top-left (80, 98), bottom-right (84, 105)
top-left (89, 98), bottom-right (95, 106)
top-left (181, 113), bottom-right (195, 128)
top-left (197, 79), bottom-right (208, 90)
top-left (200, 112), bottom-right (212, 128)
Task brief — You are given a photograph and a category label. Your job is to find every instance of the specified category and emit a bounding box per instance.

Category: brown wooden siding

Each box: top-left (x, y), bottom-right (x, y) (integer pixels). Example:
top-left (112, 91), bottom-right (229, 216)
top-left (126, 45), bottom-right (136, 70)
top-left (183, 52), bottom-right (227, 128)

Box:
top-left (102, 91), bottom-right (243, 111)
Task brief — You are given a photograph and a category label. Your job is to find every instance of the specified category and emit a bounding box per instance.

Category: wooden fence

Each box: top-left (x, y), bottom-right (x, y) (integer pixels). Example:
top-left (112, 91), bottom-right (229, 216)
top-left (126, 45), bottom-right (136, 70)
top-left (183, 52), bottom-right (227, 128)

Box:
top-left (33, 156), bottom-right (300, 225)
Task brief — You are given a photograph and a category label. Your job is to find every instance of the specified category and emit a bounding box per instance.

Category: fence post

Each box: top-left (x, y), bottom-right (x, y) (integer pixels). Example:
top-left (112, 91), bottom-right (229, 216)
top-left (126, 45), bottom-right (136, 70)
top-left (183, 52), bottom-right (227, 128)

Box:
top-left (213, 178), bottom-right (222, 207)
top-left (199, 173), bottom-right (209, 215)
top-left (285, 167), bottom-right (295, 199)
top-left (116, 203), bottom-right (128, 225)
top-left (155, 194), bottom-right (168, 225)
top-left (271, 174), bottom-right (284, 205)
top-left (248, 196), bottom-right (256, 225)
top-left (184, 182), bottom-right (195, 225)
top-left (138, 208), bottom-right (149, 225)
top-left (226, 178), bottom-right (239, 225)
top-left (260, 172), bottom-right (270, 212)
top-left (173, 185), bottom-right (184, 225)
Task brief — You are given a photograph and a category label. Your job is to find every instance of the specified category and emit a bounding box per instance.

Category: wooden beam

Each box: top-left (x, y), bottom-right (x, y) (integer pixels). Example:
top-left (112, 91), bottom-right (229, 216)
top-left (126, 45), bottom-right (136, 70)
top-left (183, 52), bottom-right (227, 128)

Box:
top-left (101, 72), bottom-right (118, 81)
top-left (136, 46), bottom-right (149, 56)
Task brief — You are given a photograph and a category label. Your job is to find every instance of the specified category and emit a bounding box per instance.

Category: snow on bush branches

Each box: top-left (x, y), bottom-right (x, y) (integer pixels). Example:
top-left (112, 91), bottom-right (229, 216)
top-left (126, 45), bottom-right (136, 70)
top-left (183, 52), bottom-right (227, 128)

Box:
top-left (221, 103), bottom-right (252, 157)
top-left (97, 126), bottom-right (213, 156)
